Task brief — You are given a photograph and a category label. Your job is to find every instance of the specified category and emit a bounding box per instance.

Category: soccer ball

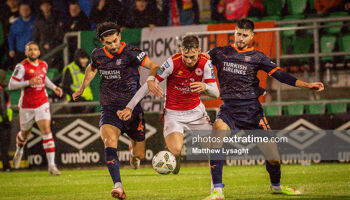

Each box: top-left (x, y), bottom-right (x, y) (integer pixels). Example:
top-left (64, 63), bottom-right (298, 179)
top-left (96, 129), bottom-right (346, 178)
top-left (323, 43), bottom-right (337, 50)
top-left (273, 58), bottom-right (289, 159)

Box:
top-left (152, 151), bottom-right (176, 174)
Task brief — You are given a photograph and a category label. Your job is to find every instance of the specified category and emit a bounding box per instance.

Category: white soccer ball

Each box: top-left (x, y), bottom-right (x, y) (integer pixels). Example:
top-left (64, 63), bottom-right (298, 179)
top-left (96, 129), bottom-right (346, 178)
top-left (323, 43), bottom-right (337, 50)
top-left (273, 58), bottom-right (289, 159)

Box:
top-left (152, 151), bottom-right (176, 174)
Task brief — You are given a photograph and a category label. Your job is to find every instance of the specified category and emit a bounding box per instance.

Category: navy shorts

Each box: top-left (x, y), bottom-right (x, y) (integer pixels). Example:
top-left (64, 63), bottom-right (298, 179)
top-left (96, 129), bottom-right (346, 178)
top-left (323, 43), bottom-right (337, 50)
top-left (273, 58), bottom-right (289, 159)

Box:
top-left (217, 99), bottom-right (271, 130)
top-left (99, 104), bottom-right (146, 142)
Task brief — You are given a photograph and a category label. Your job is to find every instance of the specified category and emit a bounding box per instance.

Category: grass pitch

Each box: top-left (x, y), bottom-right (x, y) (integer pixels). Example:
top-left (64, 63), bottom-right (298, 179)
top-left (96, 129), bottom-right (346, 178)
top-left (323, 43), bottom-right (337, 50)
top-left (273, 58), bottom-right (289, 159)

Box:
top-left (0, 163), bottom-right (349, 200)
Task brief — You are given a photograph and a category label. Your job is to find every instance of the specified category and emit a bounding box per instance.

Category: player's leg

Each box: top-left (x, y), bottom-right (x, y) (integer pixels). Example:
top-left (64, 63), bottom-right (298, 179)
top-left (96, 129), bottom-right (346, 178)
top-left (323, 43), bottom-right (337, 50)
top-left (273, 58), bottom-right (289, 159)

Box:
top-left (36, 119), bottom-right (60, 175)
top-left (256, 117), bottom-right (299, 195)
top-left (165, 131), bottom-right (183, 174)
top-left (100, 124), bottom-right (126, 199)
top-left (13, 108), bottom-right (35, 169)
top-left (129, 139), bottom-right (145, 169)
top-left (126, 113), bottom-right (146, 169)
top-left (203, 119), bottom-right (229, 200)
top-left (35, 103), bottom-right (60, 175)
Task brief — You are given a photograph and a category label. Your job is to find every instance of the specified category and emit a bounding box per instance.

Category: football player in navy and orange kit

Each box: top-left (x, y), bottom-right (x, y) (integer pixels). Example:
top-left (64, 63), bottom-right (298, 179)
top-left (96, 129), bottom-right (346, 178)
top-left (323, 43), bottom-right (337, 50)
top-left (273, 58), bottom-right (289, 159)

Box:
top-left (117, 35), bottom-right (219, 175)
top-left (203, 18), bottom-right (324, 199)
top-left (72, 22), bottom-right (162, 199)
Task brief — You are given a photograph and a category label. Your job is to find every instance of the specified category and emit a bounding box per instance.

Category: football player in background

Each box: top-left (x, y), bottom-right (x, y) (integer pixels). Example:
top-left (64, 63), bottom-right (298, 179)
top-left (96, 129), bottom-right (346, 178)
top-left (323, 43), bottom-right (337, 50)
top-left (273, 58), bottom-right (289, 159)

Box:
top-left (72, 21), bottom-right (162, 199)
top-left (9, 41), bottom-right (63, 175)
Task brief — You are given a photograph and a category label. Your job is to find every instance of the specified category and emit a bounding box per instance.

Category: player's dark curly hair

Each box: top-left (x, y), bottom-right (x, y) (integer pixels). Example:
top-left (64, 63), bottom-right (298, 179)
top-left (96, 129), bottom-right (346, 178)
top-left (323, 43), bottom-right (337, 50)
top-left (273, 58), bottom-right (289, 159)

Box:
top-left (237, 18), bottom-right (255, 31)
top-left (182, 35), bottom-right (200, 50)
top-left (96, 22), bottom-right (121, 40)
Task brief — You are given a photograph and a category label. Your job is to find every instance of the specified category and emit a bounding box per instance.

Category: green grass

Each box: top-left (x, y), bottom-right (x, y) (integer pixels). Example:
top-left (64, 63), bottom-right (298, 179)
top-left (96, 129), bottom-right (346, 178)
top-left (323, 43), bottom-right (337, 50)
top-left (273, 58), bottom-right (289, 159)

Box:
top-left (0, 163), bottom-right (349, 199)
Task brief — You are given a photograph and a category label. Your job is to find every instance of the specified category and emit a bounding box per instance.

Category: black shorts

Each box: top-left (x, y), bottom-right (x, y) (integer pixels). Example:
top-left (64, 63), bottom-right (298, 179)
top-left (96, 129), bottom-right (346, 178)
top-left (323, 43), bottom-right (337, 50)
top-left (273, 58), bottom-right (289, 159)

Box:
top-left (216, 99), bottom-right (271, 130)
top-left (99, 104), bottom-right (146, 142)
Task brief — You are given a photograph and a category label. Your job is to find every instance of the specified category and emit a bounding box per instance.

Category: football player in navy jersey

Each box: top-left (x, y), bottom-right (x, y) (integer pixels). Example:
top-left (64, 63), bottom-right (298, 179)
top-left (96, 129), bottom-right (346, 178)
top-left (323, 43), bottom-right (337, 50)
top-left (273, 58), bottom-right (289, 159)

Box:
top-left (203, 18), bottom-right (324, 199)
top-left (72, 22), bottom-right (162, 199)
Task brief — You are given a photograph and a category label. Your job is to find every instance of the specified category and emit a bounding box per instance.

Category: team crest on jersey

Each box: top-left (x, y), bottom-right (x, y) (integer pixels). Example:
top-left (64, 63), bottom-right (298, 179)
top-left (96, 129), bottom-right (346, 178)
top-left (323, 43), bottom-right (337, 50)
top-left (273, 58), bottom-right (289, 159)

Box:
top-left (29, 69), bottom-right (34, 73)
top-left (116, 59), bottom-right (122, 65)
top-left (245, 56), bottom-right (251, 62)
top-left (177, 70), bottom-right (183, 75)
top-left (195, 68), bottom-right (203, 76)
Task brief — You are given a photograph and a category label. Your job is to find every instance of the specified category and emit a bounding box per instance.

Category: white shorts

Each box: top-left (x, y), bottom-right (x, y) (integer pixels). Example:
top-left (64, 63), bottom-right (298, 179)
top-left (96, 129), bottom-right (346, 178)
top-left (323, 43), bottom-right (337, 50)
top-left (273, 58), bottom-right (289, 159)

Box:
top-left (19, 103), bottom-right (51, 131)
top-left (163, 103), bottom-right (212, 137)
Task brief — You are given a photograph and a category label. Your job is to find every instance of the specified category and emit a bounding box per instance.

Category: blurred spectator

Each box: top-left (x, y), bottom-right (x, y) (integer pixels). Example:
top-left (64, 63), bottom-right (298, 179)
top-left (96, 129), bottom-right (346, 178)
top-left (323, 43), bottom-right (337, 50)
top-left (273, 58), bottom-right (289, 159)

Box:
top-left (162, 0), bottom-right (199, 26)
top-left (90, 0), bottom-right (123, 27)
top-left (8, 3), bottom-right (35, 66)
top-left (314, 0), bottom-right (342, 15)
top-left (222, 0), bottom-right (250, 20)
top-left (33, 0), bottom-right (63, 70)
top-left (52, 0), bottom-right (69, 24)
top-left (63, 0), bottom-right (90, 33)
top-left (125, 0), bottom-right (160, 29)
top-left (0, 78), bottom-right (12, 172)
top-left (247, 0), bottom-right (265, 18)
top-left (0, 21), bottom-right (6, 70)
top-left (212, 0), bottom-right (264, 21)
top-left (78, 0), bottom-right (94, 17)
top-left (210, 0), bottom-right (226, 21)
top-left (345, 0), bottom-right (350, 14)
top-left (61, 49), bottom-right (93, 112)
top-left (0, 0), bottom-right (20, 38)
top-left (64, 0), bottom-right (90, 62)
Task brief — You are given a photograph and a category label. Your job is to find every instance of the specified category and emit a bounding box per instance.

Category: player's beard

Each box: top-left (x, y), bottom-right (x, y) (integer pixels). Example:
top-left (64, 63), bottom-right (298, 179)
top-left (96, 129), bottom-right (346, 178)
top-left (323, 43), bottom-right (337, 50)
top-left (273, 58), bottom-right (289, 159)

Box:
top-left (235, 41), bottom-right (248, 50)
top-left (27, 55), bottom-right (39, 62)
top-left (108, 48), bottom-right (118, 54)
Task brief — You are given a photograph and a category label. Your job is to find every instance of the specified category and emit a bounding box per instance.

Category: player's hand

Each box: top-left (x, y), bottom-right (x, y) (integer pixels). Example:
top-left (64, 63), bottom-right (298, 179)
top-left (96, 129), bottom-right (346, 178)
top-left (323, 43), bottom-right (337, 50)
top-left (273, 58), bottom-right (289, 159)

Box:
top-left (190, 82), bottom-right (206, 93)
top-left (147, 80), bottom-right (163, 98)
top-left (29, 76), bottom-right (42, 86)
top-left (308, 82), bottom-right (324, 92)
top-left (117, 107), bottom-right (132, 121)
top-left (72, 90), bottom-right (83, 101)
top-left (53, 87), bottom-right (63, 97)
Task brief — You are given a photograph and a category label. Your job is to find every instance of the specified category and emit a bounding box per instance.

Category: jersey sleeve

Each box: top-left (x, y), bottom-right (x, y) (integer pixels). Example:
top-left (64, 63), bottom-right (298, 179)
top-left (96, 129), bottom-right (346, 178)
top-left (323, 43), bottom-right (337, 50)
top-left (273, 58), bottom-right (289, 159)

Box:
top-left (90, 49), bottom-right (101, 70)
top-left (259, 53), bottom-right (280, 76)
top-left (128, 46), bottom-right (148, 67)
top-left (155, 57), bottom-right (174, 82)
top-left (202, 60), bottom-right (216, 83)
top-left (11, 64), bottom-right (25, 81)
top-left (208, 48), bottom-right (218, 66)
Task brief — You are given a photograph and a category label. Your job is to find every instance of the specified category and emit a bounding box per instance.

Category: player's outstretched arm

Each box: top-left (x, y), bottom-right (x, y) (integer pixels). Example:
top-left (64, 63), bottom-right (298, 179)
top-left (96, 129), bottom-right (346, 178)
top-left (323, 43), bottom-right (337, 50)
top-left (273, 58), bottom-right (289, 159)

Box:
top-left (269, 69), bottom-right (324, 92)
top-left (72, 65), bottom-right (97, 101)
top-left (142, 57), bottom-right (163, 98)
top-left (45, 76), bottom-right (63, 97)
top-left (117, 82), bottom-right (152, 121)
top-left (295, 80), bottom-right (324, 92)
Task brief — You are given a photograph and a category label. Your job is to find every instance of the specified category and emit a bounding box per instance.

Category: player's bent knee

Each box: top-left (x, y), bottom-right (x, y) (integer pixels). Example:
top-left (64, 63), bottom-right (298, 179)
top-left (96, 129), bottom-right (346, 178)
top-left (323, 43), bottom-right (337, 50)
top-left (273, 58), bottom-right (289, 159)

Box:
top-left (101, 136), bottom-right (118, 148)
top-left (213, 119), bottom-right (229, 130)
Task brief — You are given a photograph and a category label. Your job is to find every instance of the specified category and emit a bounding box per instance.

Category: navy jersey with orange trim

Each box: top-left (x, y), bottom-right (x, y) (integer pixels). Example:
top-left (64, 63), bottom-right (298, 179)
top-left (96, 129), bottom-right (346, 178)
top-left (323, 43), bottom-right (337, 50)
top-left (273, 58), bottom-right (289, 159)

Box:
top-left (208, 45), bottom-right (278, 100)
top-left (90, 42), bottom-right (147, 106)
